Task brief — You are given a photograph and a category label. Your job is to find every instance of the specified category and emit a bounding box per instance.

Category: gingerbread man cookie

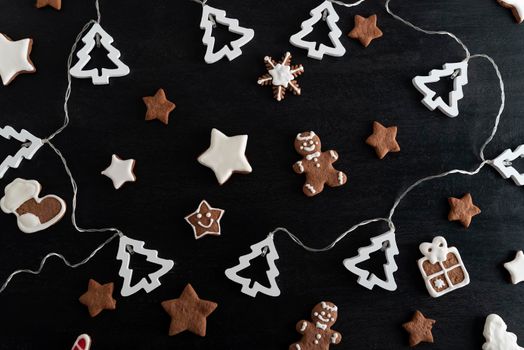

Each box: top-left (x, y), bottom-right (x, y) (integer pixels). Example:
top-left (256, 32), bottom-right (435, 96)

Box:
top-left (293, 131), bottom-right (347, 196)
top-left (290, 301), bottom-right (342, 350)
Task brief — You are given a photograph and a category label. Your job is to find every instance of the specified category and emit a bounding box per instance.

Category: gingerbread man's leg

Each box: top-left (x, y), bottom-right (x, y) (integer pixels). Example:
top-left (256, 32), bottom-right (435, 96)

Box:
top-left (303, 176), bottom-right (324, 197)
top-left (326, 169), bottom-right (347, 188)
top-left (289, 343), bottom-right (303, 350)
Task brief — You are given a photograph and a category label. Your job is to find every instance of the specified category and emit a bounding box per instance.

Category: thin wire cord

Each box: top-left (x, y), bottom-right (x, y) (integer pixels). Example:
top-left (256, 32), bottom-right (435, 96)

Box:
top-left (95, 0), bottom-right (101, 23)
top-left (385, 0), bottom-right (470, 60)
top-left (328, 0), bottom-right (365, 8)
top-left (271, 218), bottom-right (394, 253)
top-left (190, 0), bottom-right (207, 6)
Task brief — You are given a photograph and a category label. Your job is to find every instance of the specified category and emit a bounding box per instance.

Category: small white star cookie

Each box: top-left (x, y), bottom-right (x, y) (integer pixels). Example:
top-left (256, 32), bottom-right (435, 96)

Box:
top-left (197, 128), bottom-right (252, 185)
top-left (504, 250), bottom-right (524, 284)
top-left (0, 34), bottom-right (36, 85)
top-left (101, 154), bottom-right (136, 189)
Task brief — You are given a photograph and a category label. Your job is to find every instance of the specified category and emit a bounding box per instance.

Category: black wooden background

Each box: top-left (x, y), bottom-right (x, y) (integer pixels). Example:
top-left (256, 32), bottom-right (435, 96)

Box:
top-left (0, 0), bottom-right (523, 349)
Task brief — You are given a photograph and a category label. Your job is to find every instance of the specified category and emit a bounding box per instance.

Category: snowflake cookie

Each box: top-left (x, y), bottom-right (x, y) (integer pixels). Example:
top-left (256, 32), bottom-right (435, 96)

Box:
top-left (257, 52), bottom-right (304, 101)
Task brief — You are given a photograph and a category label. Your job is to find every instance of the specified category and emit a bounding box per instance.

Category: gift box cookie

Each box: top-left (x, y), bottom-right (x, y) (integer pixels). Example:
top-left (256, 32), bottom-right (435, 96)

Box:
top-left (417, 236), bottom-right (470, 298)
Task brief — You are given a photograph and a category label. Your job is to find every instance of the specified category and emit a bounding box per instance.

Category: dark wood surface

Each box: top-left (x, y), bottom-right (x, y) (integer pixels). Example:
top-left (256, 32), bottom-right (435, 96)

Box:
top-left (0, 0), bottom-right (523, 348)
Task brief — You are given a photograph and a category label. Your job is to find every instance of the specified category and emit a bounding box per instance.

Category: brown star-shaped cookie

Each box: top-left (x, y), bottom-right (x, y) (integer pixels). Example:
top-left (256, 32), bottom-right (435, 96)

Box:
top-left (402, 310), bottom-right (436, 347)
top-left (365, 121), bottom-right (400, 159)
top-left (78, 279), bottom-right (116, 317)
top-left (161, 284), bottom-right (217, 337)
top-left (184, 200), bottom-right (225, 240)
top-left (348, 14), bottom-right (383, 47)
top-left (143, 88), bottom-right (176, 125)
top-left (497, 0), bottom-right (524, 23)
top-left (35, 0), bottom-right (61, 10)
top-left (448, 193), bottom-right (481, 228)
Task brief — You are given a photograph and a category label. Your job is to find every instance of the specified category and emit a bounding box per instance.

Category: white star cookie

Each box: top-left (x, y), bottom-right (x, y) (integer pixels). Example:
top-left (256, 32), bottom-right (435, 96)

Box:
top-left (498, 0), bottom-right (524, 23)
top-left (101, 154), bottom-right (136, 189)
top-left (0, 34), bottom-right (36, 85)
top-left (504, 251), bottom-right (524, 284)
top-left (198, 128), bottom-right (252, 185)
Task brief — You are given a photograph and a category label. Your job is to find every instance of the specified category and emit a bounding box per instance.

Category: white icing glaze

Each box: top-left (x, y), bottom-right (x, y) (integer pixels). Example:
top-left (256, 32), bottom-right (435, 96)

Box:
top-left (316, 322), bottom-right (327, 330)
top-left (321, 301), bottom-right (338, 311)
top-left (419, 236), bottom-right (449, 264)
top-left (318, 315), bottom-right (330, 322)
top-left (295, 345), bottom-right (301, 350)
top-left (504, 251), bottom-right (524, 284)
top-left (331, 333), bottom-right (339, 343)
top-left (303, 144), bottom-right (316, 152)
top-left (316, 334), bottom-right (321, 339)
top-left (197, 218), bottom-right (214, 228)
top-left (72, 334), bottom-right (92, 350)
top-left (305, 184), bottom-right (316, 194)
top-left (338, 172), bottom-right (344, 184)
top-left (268, 63), bottom-right (294, 87)
top-left (297, 161), bottom-right (304, 173)
top-left (101, 154), bottom-right (136, 190)
top-left (0, 34), bottom-right (35, 85)
top-left (483, 314), bottom-right (524, 350)
top-left (0, 178), bottom-right (66, 234)
top-left (296, 131), bottom-right (316, 141)
top-left (70, 22), bottom-right (130, 85)
top-left (300, 321), bottom-right (307, 332)
top-left (306, 152), bottom-right (321, 160)
top-left (330, 150), bottom-right (337, 159)
top-left (198, 128), bottom-right (252, 185)
top-left (434, 278), bottom-right (446, 289)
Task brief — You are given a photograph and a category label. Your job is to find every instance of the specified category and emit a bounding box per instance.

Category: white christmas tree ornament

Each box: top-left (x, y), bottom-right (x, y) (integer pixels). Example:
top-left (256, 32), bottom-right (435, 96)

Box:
top-left (116, 235), bottom-right (174, 297)
top-left (0, 126), bottom-right (43, 179)
top-left (70, 22), bottom-right (130, 85)
top-left (483, 314), bottom-right (524, 350)
top-left (289, 0), bottom-right (346, 60)
top-left (342, 230), bottom-right (399, 291)
top-left (412, 61), bottom-right (468, 118)
top-left (200, 5), bottom-right (254, 64)
top-left (225, 234), bottom-right (281, 297)
top-left (491, 145), bottom-right (524, 186)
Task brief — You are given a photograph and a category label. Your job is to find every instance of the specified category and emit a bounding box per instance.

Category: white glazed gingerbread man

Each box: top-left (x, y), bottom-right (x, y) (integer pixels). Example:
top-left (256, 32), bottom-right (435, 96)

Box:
top-left (292, 131), bottom-right (347, 197)
top-left (290, 301), bottom-right (342, 350)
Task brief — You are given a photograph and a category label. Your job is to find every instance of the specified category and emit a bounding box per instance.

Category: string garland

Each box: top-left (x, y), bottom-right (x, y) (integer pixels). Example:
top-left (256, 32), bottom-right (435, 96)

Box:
top-left (0, 0), bottom-right (510, 295)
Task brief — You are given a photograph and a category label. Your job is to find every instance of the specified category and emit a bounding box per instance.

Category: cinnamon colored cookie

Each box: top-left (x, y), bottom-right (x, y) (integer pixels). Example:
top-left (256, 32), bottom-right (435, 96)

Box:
top-left (365, 121), bottom-right (400, 159)
top-left (292, 131), bottom-right (347, 197)
top-left (257, 52), bottom-right (304, 101)
top-left (497, 0), bottom-right (524, 23)
top-left (448, 193), bottom-right (481, 228)
top-left (402, 310), bottom-right (436, 347)
top-left (78, 279), bottom-right (116, 317)
top-left (143, 88), bottom-right (176, 125)
top-left (161, 284), bottom-right (217, 337)
top-left (0, 178), bottom-right (66, 233)
top-left (347, 14), bottom-right (383, 47)
top-left (35, 0), bottom-right (61, 10)
top-left (185, 200), bottom-right (224, 239)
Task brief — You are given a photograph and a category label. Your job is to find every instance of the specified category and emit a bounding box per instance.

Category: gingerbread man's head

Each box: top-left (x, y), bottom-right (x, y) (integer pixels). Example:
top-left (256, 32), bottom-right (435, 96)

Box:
top-left (295, 131), bottom-right (321, 157)
top-left (311, 301), bottom-right (338, 328)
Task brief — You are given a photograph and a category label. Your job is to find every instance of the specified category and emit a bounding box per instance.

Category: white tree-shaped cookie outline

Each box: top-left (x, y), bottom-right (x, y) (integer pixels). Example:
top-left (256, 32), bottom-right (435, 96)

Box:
top-left (0, 126), bottom-right (43, 179)
top-left (225, 235), bottom-right (281, 297)
top-left (412, 61), bottom-right (469, 118)
top-left (200, 5), bottom-right (254, 64)
top-left (70, 22), bottom-right (130, 85)
top-left (342, 230), bottom-right (399, 291)
top-left (289, 0), bottom-right (346, 60)
top-left (116, 235), bottom-right (174, 297)
top-left (491, 144), bottom-right (524, 186)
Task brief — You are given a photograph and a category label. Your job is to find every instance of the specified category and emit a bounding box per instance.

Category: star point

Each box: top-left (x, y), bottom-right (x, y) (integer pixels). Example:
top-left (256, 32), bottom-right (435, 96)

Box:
top-left (497, 0), bottom-right (524, 23)
top-left (365, 121), bottom-right (400, 159)
top-left (78, 279), bottom-right (116, 317)
top-left (101, 154), bottom-right (136, 189)
top-left (0, 34), bottom-right (36, 86)
top-left (348, 14), bottom-right (383, 47)
top-left (448, 193), bottom-right (481, 228)
top-left (161, 284), bottom-right (217, 337)
top-left (35, 0), bottom-right (61, 10)
top-left (505, 250), bottom-right (524, 284)
top-left (198, 128), bottom-right (252, 185)
top-left (402, 310), bottom-right (436, 347)
top-left (143, 88), bottom-right (176, 125)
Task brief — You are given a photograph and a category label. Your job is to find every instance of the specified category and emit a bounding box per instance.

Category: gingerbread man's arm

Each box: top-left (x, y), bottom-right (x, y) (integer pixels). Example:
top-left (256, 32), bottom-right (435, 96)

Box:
top-left (293, 160), bottom-right (305, 174)
top-left (327, 150), bottom-right (339, 163)
top-left (328, 329), bottom-right (342, 344)
top-left (295, 320), bottom-right (312, 334)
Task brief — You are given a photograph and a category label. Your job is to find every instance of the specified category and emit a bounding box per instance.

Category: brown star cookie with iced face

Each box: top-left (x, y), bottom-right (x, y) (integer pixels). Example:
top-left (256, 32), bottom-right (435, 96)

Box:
top-left (365, 121), bottom-right (400, 159)
top-left (143, 88), bottom-right (176, 125)
top-left (348, 14), bottom-right (383, 47)
top-left (292, 131), bottom-right (347, 197)
top-left (78, 279), bottom-right (116, 317)
top-left (402, 310), bottom-right (436, 347)
top-left (448, 193), bottom-right (481, 228)
top-left (184, 200), bottom-right (225, 239)
top-left (161, 284), bottom-right (217, 337)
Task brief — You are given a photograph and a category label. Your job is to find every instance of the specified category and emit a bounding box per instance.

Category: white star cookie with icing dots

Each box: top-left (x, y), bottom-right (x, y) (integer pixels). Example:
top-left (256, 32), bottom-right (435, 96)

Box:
top-left (198, 128), bottom-right (252, 185)
top-left (0, 34), bottom-right (36, 85)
